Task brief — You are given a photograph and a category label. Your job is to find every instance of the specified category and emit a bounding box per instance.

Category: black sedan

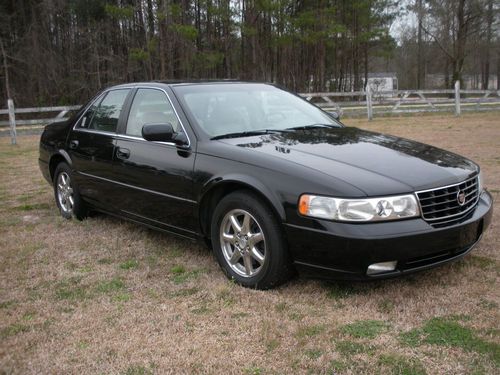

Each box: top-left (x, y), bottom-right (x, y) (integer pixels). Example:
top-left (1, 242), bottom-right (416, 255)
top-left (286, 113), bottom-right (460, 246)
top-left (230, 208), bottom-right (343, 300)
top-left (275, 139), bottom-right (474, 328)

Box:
top-left (39, 82), bottom-right (493, 289)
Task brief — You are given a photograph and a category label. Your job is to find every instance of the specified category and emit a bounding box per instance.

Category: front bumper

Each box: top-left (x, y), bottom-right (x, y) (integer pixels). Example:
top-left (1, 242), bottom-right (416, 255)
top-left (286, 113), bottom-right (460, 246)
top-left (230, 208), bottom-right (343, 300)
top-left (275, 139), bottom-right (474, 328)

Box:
top-left (285, 190), bottom-right (493, 280)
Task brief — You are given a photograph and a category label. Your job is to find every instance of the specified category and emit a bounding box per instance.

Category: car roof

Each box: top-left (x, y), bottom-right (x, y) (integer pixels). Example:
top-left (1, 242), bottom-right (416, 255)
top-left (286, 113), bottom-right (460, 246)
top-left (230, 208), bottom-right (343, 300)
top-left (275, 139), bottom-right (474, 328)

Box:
top-left (107, 80), bottom-right (274, 90)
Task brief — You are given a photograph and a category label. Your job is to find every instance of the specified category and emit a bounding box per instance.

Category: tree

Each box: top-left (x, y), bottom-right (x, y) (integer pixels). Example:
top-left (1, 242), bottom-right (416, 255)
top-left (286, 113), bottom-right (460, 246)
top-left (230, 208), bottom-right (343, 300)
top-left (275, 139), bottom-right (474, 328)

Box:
top-left (421, 0), bottom-right (486, 87)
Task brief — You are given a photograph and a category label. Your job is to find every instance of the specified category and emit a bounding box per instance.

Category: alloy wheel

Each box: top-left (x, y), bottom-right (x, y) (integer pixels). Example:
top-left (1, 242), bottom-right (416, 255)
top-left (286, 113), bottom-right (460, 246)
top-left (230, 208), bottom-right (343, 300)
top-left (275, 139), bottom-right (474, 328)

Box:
top-left (219, 209), bottom-right (266, 277)
top-left (56, 172), bottom-right (74, 214)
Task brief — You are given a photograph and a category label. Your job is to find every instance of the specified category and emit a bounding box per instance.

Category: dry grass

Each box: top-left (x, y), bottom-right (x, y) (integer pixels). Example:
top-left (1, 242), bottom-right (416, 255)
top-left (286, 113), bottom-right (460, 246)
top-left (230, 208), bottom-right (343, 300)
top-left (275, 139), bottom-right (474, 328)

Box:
top-left (0, 112), bottom-right (499, 374)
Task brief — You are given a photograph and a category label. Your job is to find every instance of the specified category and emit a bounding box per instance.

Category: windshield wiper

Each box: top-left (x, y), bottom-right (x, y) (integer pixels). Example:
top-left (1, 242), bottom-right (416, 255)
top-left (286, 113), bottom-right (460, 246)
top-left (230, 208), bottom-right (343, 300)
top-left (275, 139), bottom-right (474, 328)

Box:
top-left (210, 129), bottom-right (281, 140)
top-left (285, 123), bottom-right (340, 131)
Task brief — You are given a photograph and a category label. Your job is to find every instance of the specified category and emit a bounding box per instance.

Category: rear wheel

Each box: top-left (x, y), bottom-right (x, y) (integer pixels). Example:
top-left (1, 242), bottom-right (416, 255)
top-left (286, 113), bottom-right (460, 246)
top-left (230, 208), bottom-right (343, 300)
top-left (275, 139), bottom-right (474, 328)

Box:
top-left (53, 162), bottom-right (87, 220)
top-left (211, 191), bottom-right (293, 289)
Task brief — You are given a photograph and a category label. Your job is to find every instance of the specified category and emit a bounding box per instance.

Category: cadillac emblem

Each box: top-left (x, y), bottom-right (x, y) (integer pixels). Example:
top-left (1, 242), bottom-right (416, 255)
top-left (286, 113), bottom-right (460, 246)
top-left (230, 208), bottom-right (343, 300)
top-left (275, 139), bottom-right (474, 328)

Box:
top-left (457, 190), bottom-right (466, 206)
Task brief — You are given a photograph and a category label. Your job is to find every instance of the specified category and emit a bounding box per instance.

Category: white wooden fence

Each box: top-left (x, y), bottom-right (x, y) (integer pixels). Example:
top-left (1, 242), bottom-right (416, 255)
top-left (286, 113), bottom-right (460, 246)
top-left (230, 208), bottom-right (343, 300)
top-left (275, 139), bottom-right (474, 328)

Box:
top-left (0, 104), bottom-right (80, 145)
top-left (2, 81), bottom-right (499, 145)
top-left (303, 81), bottom-right (500, 120)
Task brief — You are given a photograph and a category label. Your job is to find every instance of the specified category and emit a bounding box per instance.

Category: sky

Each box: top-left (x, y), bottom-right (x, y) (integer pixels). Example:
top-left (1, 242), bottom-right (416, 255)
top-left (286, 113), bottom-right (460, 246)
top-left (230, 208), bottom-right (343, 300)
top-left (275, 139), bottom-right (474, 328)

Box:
top-left (389, 0), bottom-right (418, 43)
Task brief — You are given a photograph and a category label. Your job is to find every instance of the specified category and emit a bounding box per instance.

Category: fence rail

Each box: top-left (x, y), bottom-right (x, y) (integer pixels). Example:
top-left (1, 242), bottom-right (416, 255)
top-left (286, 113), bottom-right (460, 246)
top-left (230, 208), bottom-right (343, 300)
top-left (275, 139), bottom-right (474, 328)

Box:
top-left (0, 105), bottom-right (80, 127)
top-left (2, 81), bottom-right (500, 144)
top-left (302, 84), bottom-right (500, 120)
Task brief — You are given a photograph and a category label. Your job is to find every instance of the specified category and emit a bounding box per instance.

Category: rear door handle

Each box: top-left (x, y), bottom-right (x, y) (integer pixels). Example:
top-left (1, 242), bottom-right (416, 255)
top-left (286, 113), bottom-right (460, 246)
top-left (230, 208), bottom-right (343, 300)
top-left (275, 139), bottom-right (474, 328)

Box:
top-left (116, 147), bottom-right (130, 160)
top-left (69, 140), bottom-right (79, 149)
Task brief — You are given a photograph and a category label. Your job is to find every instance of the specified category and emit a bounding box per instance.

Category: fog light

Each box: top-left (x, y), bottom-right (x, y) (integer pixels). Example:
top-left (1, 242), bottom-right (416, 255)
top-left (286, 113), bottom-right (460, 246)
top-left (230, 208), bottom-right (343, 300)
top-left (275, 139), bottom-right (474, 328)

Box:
top-left (367, 261), bottom-right (397, 275)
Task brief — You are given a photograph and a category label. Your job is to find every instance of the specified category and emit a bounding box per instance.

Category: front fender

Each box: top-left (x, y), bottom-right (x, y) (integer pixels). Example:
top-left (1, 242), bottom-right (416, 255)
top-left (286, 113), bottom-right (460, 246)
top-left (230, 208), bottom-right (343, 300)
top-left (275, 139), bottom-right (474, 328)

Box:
top-left (200, 173), bottom-right (286, 221)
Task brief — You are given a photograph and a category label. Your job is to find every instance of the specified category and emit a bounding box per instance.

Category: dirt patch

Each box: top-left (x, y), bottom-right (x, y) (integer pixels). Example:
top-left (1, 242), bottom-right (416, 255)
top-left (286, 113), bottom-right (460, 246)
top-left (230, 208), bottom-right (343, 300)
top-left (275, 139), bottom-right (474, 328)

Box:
top-left (0, 112), bottom-right (498, 374)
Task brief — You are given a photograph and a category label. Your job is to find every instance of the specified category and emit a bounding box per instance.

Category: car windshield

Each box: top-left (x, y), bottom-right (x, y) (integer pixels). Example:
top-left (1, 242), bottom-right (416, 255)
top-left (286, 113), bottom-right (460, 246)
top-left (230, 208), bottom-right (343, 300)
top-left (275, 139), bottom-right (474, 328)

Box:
top-left (173, 83), bottom-right (341, 138)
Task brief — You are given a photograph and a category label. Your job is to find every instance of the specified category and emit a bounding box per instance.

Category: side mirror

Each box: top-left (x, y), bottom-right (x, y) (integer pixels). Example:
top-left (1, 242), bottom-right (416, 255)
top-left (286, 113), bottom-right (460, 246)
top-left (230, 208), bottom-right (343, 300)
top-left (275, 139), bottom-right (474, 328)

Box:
top-left (142, 122), bottom-right (175, 142)
top-left (327, 111), bottom-right (341, 120)
top-left (142, 123), bottom-right (189, 147)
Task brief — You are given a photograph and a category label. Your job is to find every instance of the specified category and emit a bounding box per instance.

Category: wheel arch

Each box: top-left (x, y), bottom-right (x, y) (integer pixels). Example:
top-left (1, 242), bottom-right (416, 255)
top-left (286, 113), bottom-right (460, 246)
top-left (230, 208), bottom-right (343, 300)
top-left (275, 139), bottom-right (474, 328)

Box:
top-left (49, 151), bottom-right (72, 182)
top-left (198, 176), bottom-right (286, 239)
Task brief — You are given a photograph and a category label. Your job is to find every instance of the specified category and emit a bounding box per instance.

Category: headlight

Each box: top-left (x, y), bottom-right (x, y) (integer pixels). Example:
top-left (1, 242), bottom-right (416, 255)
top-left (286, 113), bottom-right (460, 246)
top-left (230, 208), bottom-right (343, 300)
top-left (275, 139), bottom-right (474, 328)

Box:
top-left (298, 194), bottom-right (420, 222)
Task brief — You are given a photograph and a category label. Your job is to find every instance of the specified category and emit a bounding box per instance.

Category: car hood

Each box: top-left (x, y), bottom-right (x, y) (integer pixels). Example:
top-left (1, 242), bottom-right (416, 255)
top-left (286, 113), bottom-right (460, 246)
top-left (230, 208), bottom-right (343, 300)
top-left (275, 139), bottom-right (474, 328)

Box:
top-left (218, 127), bottom-right (478, 196)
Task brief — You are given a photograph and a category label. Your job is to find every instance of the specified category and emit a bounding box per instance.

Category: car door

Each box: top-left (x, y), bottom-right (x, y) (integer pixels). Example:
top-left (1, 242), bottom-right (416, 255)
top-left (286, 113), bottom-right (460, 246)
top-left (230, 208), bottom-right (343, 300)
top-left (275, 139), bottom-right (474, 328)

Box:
top-left (112, 87), bottom-right (197, 237)
top-left (68, 88), bottom-right (132, 211)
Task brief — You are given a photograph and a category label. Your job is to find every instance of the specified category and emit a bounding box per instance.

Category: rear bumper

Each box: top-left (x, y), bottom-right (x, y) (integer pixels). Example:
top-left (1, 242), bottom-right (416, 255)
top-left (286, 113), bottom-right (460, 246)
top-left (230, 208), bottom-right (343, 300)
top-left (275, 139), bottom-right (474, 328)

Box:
top-left (285, 190), bottom-right (493, 280)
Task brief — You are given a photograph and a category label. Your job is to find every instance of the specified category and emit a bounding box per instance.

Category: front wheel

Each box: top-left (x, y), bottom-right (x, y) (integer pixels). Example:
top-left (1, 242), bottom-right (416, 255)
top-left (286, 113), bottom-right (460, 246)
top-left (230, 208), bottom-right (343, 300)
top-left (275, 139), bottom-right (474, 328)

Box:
top-left (53, 162), bottom-right (87, 220)
top-left (211, 191), bottom-right (293, 289)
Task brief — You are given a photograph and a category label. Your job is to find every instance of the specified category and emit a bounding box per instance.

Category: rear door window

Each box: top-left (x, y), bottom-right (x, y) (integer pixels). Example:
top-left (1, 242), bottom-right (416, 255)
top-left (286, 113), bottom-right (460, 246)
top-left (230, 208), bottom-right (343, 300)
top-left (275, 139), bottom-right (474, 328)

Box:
top-left (78, 89), bottom-right (130, 133)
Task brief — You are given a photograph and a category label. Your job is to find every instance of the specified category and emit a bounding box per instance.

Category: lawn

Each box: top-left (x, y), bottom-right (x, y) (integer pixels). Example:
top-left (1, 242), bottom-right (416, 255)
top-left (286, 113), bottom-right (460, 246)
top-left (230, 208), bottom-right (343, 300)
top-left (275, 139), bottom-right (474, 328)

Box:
top-left (0, 112), bottom-right (498, 374)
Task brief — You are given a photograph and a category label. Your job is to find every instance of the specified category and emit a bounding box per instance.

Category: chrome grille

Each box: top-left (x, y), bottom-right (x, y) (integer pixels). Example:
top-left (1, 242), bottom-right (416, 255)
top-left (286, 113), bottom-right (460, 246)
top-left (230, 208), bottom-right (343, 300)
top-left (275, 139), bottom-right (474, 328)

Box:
top-left (416, 176), bottom-right (479, 226)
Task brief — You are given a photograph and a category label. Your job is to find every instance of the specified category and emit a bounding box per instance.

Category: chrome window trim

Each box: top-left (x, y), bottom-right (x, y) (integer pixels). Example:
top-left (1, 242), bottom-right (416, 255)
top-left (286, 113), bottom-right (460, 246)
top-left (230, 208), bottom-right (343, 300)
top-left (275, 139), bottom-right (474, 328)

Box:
top-left (72, 128), bottom-right (116, 137)
top-left (73, 125), bottom-right (182, 149)
top-left (415, 175), bottom-right (480, 222)
top-left (71, 86), bottom-right (192, 148)
top-left (114, 133), bottom-right (177, 147)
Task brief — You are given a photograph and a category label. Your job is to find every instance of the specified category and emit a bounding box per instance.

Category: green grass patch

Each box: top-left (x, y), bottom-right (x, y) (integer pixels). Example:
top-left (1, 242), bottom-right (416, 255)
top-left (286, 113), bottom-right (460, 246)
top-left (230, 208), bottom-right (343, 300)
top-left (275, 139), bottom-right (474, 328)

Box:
top-left (399, 328), bottom-right (422, 347)
top-left (14, 202), bottom-right (50, 211)
top-left (0, 323), bottom-right (30, 339)
top-left (330, 359), bottom-right (348, 372)
top-left (243, 367), bottom-right (263, 375)
top-left (166, 247), bottom-right (183, 259)
top-left (77, 341), bottom-right (89, 350)
top-left (400, 317), bottom-right (500, 366)
top-left (122, 364), bottom-right (154, 375)
top-left (0, 300), bottom-right (16, 309)
top-left (216, 287), bottom-right (235, 307)
top-left (296, 324), bottom-right (325, 339)
top-left (469, 255), bottom-right (497, 270)
top-left (231, 312), bottom-right (250, 319)
top-left (79, 265), bottom-right (93, 273)
top-left (341, 320), bottom-right (389, 339)
top-left (0, 216), bottom-right (22, 227)
top-left (113, 292), bottom-right (131, 303)
top-left (325, 282), bottom-right (360, 300)
top-left (305, 348), bottom-right (323, 359)
top-left (22, 312), bottom-right (35, 321)
top-left (97, 258), bottom-right (113, 265)
top-left (55, 277), bottom-right (89, 301)
top-left (275, 301), bottom-right (288, 312)
top-left (378, 353), bottom-right (427, 375)
top-left (172, 268), bottom-right (204, 284)
top-left (288, 311), bottom-right (305, 321)
top-left (478, 298), bottom-right (498, 310)
top-left (191, 305), bottom-right (210, 315)
top-left (16, 194), bottom-right (35, 203)
top-left (336, 340), bottom-right (374, 356)
top-left (119, 259), bottom-right (139, 270)
top-left (170, 264), bottom-right (186, 274)
top-left (169, 287), bottom-right (199, 297)
top-left (265, 338), bottom-right (280, 352)
top-left (378, 299), bottom-right (395, 314)
top-left (96, 277), bottom-right (125, 293)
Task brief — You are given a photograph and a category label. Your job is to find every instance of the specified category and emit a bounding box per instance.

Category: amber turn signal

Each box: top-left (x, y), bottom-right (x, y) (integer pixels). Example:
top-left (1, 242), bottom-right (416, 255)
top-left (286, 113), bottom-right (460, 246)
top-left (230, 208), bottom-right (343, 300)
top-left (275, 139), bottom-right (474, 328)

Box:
top-left (298, 195), bottom-right (310, 215)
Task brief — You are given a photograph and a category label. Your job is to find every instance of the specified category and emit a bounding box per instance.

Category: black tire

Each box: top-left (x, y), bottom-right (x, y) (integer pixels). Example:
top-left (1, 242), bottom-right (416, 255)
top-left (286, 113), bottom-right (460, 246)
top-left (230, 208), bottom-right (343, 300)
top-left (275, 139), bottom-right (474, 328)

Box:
top-left (53, 162), bottom-right (88, 220)
top-left (211, 190), bottom-right (293, 289)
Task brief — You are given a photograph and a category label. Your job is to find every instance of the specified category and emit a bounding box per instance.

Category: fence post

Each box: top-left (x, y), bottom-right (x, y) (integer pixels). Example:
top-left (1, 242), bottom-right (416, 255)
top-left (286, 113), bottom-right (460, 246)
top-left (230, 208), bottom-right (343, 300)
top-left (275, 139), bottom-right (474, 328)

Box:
top-left (454, 81), bottom-right (461, 116)
top-left (7, 99), bottom-right (17, 145)
top-left (366, 88), bottom-right (373, 121)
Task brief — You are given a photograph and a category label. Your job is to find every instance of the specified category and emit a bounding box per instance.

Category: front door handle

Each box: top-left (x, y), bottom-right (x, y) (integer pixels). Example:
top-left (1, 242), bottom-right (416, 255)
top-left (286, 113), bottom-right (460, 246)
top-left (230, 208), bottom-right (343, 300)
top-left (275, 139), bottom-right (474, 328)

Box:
top-left (116, 147), bottom-right (130, 160)
top-left (69, 140), bottom-right (79, 149)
